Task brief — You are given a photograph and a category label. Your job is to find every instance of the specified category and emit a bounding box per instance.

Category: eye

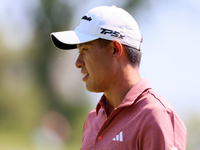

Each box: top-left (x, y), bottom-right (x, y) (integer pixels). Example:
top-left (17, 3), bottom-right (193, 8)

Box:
top-left (82, 48), bottom-right (88, 51)
top-left (78, 48), bottom-right (88, 54)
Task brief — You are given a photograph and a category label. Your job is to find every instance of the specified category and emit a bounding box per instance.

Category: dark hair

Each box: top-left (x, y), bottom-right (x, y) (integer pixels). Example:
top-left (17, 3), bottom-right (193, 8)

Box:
top-left (97, 38), bottom-right (142, 67)
top-left (124, 45), bottom-right (142, 67)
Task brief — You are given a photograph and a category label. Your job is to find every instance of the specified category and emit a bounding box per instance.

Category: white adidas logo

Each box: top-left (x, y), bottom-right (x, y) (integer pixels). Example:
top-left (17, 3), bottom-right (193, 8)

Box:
top-left (112, 131), bottom-right (123, 142)
top-left (171, 147), bottom-right (178, 150)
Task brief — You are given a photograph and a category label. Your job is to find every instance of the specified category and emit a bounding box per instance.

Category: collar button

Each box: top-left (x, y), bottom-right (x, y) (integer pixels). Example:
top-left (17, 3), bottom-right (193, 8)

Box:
top-left (98, 135), bottom-right (102, 141)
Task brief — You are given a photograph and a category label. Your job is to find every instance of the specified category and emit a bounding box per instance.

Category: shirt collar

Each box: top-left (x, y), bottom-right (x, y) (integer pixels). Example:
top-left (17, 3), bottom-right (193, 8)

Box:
top-left (96, 79), bottom-right (151, 115)
top-left (96, 95), bottom-right (108, 115)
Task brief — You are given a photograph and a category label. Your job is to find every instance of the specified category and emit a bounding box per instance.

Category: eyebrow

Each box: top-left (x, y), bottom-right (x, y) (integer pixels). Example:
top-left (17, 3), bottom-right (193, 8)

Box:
top-left (77, 43), bottom-right (89, 49)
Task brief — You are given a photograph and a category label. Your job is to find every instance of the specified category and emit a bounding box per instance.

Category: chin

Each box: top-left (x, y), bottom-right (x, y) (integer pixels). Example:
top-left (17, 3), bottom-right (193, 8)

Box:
top-left (86, 85), bottom-right (103, 93)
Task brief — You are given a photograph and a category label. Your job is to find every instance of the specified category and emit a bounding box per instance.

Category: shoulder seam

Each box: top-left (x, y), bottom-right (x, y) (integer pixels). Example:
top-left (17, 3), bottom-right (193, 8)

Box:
top-left (147, 90), bottom-right (167, 109)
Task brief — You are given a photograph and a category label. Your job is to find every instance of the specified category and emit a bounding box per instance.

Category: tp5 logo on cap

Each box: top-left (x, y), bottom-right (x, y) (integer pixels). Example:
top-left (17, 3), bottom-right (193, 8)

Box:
top-left (100, 28), bottom-right (125, 39)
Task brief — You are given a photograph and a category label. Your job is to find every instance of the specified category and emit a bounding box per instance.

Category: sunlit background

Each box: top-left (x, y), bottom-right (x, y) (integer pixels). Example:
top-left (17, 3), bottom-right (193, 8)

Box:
top-left (0, 0), bottom-right (200, 149)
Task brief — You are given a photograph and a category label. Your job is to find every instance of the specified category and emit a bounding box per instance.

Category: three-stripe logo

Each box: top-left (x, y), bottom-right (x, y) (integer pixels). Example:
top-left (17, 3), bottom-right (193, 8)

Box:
top-left (112, 131), bottom-right (123, 142)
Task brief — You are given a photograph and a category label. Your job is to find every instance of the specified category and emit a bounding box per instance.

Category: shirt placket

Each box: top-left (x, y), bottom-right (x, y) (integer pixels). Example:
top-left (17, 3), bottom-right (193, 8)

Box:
top-left (95, 105), bottom-right (123, 148)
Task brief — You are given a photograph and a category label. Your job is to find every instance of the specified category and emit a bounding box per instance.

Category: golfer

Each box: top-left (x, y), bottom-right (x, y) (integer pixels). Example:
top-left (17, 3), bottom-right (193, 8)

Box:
top-left (50, 5), bottom-right (187, 150)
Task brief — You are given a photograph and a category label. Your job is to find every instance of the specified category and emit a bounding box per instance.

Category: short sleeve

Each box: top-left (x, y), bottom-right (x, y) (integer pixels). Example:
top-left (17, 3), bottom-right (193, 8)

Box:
top-left (138, 108), bottom-right (187, 150)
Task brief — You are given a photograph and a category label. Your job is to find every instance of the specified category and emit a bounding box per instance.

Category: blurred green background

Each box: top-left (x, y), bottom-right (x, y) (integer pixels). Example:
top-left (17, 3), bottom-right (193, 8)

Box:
top-left (0, 0), bottom-right (200, 149)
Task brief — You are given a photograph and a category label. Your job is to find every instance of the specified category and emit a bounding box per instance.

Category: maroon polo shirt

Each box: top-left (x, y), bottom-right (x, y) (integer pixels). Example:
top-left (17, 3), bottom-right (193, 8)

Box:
top-left (81, 79), bottom-right (187, 150)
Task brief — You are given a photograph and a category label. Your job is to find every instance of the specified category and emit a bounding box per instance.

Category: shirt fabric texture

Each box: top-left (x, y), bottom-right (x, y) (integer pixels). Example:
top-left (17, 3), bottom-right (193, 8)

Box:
top-left (81, 79), bottom-right (187, 150)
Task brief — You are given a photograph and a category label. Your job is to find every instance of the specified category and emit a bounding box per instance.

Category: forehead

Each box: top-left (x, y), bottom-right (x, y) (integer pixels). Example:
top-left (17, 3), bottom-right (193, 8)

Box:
top-left (77, 40), bottom-right (100, 49)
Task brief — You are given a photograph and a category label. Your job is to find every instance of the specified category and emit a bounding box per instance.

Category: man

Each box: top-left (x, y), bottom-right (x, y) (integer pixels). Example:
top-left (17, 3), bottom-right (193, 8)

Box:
top-left (50, 6), bottom-right (187, 150)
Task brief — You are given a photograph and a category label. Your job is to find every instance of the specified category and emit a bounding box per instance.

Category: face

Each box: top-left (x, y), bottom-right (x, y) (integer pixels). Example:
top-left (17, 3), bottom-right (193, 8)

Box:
top-left (76, 40), bottom-right (115, 93)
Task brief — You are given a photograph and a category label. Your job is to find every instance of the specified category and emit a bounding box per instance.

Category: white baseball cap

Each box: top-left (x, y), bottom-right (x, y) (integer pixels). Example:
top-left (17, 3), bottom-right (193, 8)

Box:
top-left (50, 5), bottom-right (143, 50)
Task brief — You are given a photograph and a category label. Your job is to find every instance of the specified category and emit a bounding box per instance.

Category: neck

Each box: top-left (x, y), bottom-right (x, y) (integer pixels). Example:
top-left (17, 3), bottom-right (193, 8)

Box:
top-left (104, 65), bottom-right (141, 116)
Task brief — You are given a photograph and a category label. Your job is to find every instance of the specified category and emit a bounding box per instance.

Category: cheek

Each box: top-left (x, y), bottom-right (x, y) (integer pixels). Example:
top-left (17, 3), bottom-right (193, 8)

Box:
top-left (87, 60), bottom-right (108, 81)
top-left (86, 48), bottom-right (113, 77)
top-left (95, 62), bottom-right (113, 82)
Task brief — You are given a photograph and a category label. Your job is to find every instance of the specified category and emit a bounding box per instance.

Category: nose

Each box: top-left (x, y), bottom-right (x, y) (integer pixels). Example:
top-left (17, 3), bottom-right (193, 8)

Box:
top-left (75, 54), bottom-right (84, 68)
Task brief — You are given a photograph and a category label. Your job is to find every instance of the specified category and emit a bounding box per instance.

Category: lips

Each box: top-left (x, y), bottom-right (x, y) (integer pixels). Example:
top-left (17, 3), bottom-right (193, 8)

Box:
top-left (82, 73), bottom-right (89, 81)
top-left (81, 70), bottom-right (89, 81)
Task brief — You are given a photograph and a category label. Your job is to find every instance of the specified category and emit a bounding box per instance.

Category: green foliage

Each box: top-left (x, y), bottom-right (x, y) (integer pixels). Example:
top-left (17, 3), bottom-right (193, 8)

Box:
top-left (185, 113), bottom-right (200, 150)
top-left (0, 0), bottom-right (88, 148)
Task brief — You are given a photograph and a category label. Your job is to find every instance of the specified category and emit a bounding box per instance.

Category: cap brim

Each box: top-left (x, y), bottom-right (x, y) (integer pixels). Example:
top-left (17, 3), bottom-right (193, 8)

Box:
top-left (50, 30), bottom-right (99, 50)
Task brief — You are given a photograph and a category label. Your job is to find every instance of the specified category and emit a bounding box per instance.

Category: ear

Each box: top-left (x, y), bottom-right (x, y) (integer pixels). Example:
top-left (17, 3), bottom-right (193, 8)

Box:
top-left (112, 40), bottom-right (123, 60)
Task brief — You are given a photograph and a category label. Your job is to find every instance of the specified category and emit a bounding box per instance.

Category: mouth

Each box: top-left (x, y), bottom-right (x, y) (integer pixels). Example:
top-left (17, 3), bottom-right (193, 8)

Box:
top-left (82, 72), bottom-right (89, 81)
